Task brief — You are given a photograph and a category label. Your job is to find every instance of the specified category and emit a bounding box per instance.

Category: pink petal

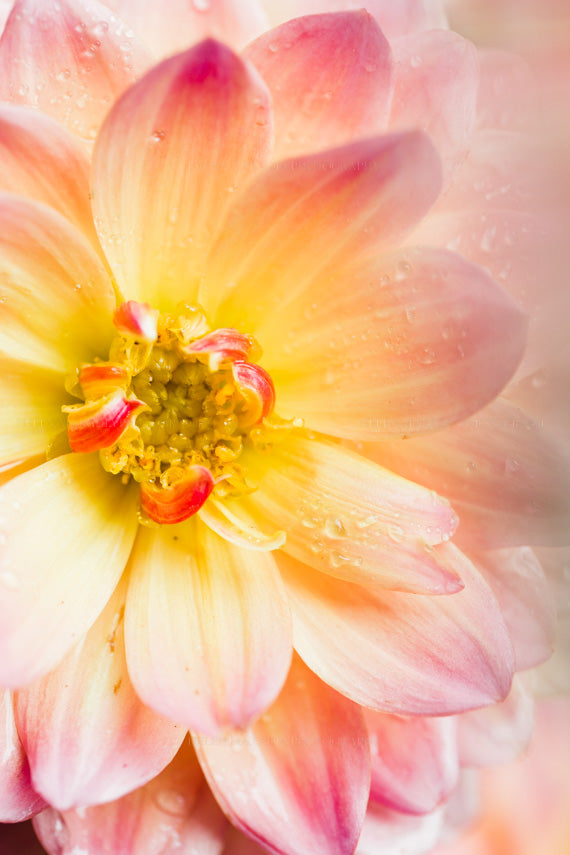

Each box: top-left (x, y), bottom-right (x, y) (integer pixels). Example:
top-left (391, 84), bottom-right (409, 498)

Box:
top-left (244, 11), bottom-right (393, 159)
top-left (0, 193), bottom-right (116, 373)
top-left (367, 398), bottom-right (570, 549)
top-left (201, 131), bottom-right (442, 330)
top-left (65, 391), bottom-right (145, 453)
top-left (356, 800), bottom-right (443, 855)
top-left (472, 547), bottom-right (555, 671)
top-left (92, 39), bottom-right (272, 310)
top-left (260, 247), bottom-right (527, 440)
top-left (113, 301), bottom-right (159, 342)
top-left (476, 49), bottom-right (539, 132)
top-left (0, 454), bottom-right (138, 686)
top-left (125, 518), bottom-right (292, 736)
top-left (266, 0), bottom-right (448, 39)
top-left (365, 711), bottom-right (458, 815)
top-left (389, 30), bottom-right (478, 185)
top-left (15, 578), bottom-right (184, 810)
top-left (108, 0), bottom-right (269, 57)
top-left (0, 105), bottom-right (96, 242)
top-left (231, 361), bottom-right (275, 424)
top-left (279, 543), bottom-right (515, 716)
top-left (0, 690), bottom-right (45, 821)
top-left (0, 0), bottom-right (150, 141)
top-left (457, 676), bottom-right (534, 768)
top-left (242, 434), bottom-right (462, 594)
top-left (194, 656), bottom-right (370, 855)
top-left (33, 740), bottom-right (228, 855)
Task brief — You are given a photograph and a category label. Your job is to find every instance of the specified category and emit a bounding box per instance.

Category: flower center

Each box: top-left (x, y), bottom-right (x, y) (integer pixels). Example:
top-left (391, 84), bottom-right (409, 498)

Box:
top-left (63, 301), bottom-right (276, 524)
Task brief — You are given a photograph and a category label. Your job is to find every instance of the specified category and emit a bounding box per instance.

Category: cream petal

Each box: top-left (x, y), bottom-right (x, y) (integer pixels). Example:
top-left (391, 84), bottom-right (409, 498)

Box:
top-left (356, 801), bottom-right (443, 855)
top-left (367, 398), bottom-right (570, 549)
top-left (0, 104), bottom-right (97, 242)
top-left (201, 131), bottom-right (442, 328)
top-left (389, 30), bottom-right (478, 186)
top-left (0, 194), bottom-right (116, 372)
top-left (194, 656), bottom-right (370, 855)
top-left (125, 518), bottom-right (292, 736)
top-left (261, 248), bottom-right (526, 439)
top-left (0, 454), bottom-right (138, 686)
top-left (92, 39), bottom-right (273, 310)
top-left (33, 740), bottom-right (228, 855)
top-left (107, 0), bottom-right (269, 57)
top-left (244, 11), bottom-right (393, 159)
top-left (365, 711), bottom-right (458, 816)
top-left (279, 544), bottom-right (515, 716)
top-left (0, 0), bottom-right (150, 141)
top-left (242, 434), bottom-right (461, 594)
top-left (0, 360), bottom-right (65, 467)
top-left (15, 578), bottom-right (184, 811)
top-left (0, 689), bottom-right (46, 821)
top-left (457, 676), bottom-right (534, 767)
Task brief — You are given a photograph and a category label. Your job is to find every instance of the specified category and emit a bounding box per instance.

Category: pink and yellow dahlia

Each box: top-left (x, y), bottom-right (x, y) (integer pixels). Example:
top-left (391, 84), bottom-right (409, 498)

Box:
top-left (0, 0), bottom-right (568, 853)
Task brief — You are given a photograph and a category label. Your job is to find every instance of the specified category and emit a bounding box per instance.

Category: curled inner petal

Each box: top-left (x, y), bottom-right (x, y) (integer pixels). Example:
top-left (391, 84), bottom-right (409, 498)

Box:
top-left (78, 363), bottom-right (130, 400)
top-left (187, 328), bottom-right (259, 369)
top-left (64, 392), bottom-right (145, 453)
top-left (232, 360), bottom-right (275, 426)
top-left (113, 301), bottom-right (159, 342)
top-left (140, 465), bottom-right (215, 524)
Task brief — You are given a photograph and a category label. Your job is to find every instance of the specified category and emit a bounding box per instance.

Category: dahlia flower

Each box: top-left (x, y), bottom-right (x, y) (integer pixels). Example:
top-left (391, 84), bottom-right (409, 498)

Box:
top-left (0, 0), bottom-right (568, 854)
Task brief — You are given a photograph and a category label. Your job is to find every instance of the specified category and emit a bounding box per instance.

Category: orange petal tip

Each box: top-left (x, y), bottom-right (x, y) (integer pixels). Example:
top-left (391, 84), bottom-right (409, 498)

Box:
top-left (140, 465), bottom-right (215, 524)
top-left (65, 391), bottom-right (145, 453)
top-left (113, 301), bottom-right (159, 342)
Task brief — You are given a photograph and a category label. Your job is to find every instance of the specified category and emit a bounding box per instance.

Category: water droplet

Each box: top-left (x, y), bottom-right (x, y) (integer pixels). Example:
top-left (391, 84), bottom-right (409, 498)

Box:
top-left (480, 225), bottom-right (496, 253)
top-left (192, 0), bottom-right (211, 10)
top-left (505, 457), bottom-right (520, 475)
top-left (301, 516), bottom-right (318, 529)
top-left (268, 41), bottom-right (279, 53)
top-left (323, 515), bottom-right (346, 538)
top-left (150, 129), bottom-right (166, 143)
top-left (329, 550), bottom-right (354, 569)
top-left (154, 788), bottom-right (189, 817)
top-left (405, 306), bottom-right (416, 323)
top-left (410, 55), bottom-right (423, 68)
top-left (0, 571), bottom-right (19, 590)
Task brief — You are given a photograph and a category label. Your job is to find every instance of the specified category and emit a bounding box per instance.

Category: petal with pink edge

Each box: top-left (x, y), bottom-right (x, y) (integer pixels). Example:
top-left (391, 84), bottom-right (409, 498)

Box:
top-left (0, 194), bottom-right (116, 372)
top-left (241, 434), bottom-right (461, 594)
top-left (0, 0), bottom-right (150, 140)
top-left (457, 676), bottom-right (534, 767)
top-left (33, 739), bottom-right (228, 855)
top-left (0, 690), bottom-right (45, 821)
top-left (472, 547), bottom-right (555, 671)
top-left (244, 11), bottom-right (393, 159)
top-left (356, 800), bottom-right (443, 855)
top-left (107, 0), bottom-right (269, 57)
top-left (367, 399), bottom-right (570, 549)
top-left (0, 360), bottom-right (65, 467)
top-left (266, 0), bottom-right (448, 38)
top-left (260, 248), bottom-right (526, 439)
top-left (279, 544), bottom-right (514, 716)
top-left (365, 710), bottom-right (458, 815)
top-left (0, 105), bottom-right (97, 242)
top-left (92, 40), bottom-right (272, 310)
top-left (194, 656), bottom-right (370, 855)
top-left (125, 518), bottom-right (292, 736)
top-left (201, 132), bottom-right (442, 329)
top-left (0, 453), bottom-right (138, 686)
top-left (389, 30), bottom-right (478, 185)
top-left (15, 577), bottom-right (184, 811)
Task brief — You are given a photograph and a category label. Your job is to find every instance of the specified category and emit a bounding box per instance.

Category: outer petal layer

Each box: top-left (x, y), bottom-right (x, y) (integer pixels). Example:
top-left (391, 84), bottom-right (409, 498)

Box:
top-left (92, 39), bottom-right (272, 309)
top-left (0, 689), bottom-right (45, 821)
top-left (261, 248), bottom-right (527, 439)
top-left (244, 11), bottom-right (393, 159)
top-left (15, 579), bottom-right (184, 810)
top-left (0, 0), bottom-right (149, 140)
top-left (201, 131), bottom-right (442, 329)
top-left (0, 454), bottom-right (138, 686)
top-left (125, 518), bottom-right (292, 736)
top-left (242, 434), bottom-right (461, 594)
top-left (279, 544), bottom-right (514, 715)
top-left (0, 194), bottom-right (116, 372)
top-left (33, 740), bottom-right (228, 855)
top-left (195, 656), bottom-right (370, 855)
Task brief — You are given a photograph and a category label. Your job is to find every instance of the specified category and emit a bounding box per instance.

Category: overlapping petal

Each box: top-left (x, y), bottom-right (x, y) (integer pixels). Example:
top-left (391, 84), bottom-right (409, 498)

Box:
top-left (125, 518), bottom-right (292, 736)
top-left (201, 131), bottom-right (442, 327)
top-left (279, 544), bottom-right (514, 715)
top-left (0, 689), bottom-right (45, 822)
top-left (367, 398), bottom-right (570, 548)
top-left (92, 39), bottom-right (273, 310)
top-left (0, 194), bottom-right (116, 372)
top-left (15, 578), bottom-right (184, 810)
top-left (33, 740), bottom-right (228, 855)
top-left (244, 11), bottom-right (393, 159)
top-left (241, 434), bottom-right (461, 594)
top-left (0, 453), bottom-right (138, 686)
top-left (260, 248), bottom-right (526, 439)
top-left (195, 656), bottom-right (370, 855)
top-left (0, 0), bottom-right (150, 140)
